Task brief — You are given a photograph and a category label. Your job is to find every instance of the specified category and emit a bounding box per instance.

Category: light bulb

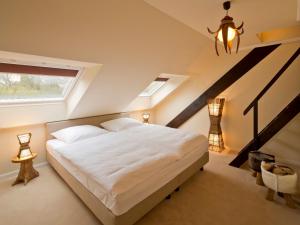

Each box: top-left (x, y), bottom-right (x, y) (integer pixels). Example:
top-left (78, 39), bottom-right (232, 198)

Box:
top-left (217, 27), bottom-right (236, 42)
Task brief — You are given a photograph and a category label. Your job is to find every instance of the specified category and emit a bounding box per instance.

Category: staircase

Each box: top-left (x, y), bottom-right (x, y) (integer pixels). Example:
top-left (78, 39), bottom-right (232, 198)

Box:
top-left (262, 114), bottom-right (300, 192)
top-left (230, 94), bottom-right (300, 167)
top-left (262, 114), bottom-right (300, 167)
top-left (230, 48), bottom-right (300, 167)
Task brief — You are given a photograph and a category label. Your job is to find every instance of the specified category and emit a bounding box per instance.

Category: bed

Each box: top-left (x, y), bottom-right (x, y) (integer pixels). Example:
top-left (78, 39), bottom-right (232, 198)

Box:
top-left (46, 113), bottom-right (209, 225)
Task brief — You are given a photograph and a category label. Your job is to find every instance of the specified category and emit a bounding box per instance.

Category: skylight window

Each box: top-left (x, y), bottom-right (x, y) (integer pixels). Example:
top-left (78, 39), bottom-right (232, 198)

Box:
top-left (139, 78), bottom-right (168, 97)
top-left (0, 63), bottom-right (78, 104)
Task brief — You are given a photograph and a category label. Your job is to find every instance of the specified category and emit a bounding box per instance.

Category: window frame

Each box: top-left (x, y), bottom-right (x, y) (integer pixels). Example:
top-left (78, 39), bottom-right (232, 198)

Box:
top-left (0, 66), bottom-right (82, 106)
top-left (139, 78), bottom-right (169, 97)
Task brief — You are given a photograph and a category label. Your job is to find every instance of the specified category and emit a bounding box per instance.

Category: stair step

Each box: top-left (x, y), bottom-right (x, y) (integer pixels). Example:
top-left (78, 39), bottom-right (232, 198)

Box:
top-left (286, 115), bottom-right (300, 134)
top-left (275, 130), bottom-right (300, 148)
top-left (264, 140), bottom-right (299, 154)
top-left (262, 140), bottom-right (300, 166)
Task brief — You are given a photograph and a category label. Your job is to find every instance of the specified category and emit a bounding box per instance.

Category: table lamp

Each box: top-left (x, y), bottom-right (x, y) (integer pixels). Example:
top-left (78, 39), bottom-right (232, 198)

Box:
top-left (142, 112), bottom-right (150, 124)
top-left (17, 133), bottom-right (33, 159)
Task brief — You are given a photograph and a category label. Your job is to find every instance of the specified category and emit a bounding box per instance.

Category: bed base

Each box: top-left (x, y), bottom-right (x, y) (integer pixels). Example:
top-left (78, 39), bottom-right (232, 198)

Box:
top-left (47, 151), bottom-right (209, 225)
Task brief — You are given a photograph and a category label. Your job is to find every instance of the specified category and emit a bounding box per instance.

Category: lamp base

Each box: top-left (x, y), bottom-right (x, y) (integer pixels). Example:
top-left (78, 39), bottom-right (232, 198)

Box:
top-left (12, 158), bottom-right (39, 186)
top-left (209, 145), bottom-right (224, 153)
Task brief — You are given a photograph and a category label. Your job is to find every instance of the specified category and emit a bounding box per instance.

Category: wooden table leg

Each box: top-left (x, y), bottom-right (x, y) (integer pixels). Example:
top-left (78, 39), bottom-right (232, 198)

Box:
top-left (266, 188), bottom-right (275, 201)
top-left (252, 171), bottom-right (257, 177)
top-left (256, 172), bottom-right (264, 186)
top-left (283, 194), bottom-right (296, 209)
top-left (12, 159), bottom-right (39, 186)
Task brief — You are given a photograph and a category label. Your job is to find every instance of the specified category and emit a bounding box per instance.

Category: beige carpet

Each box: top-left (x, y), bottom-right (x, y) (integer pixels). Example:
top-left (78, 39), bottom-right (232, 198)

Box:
top-left (0, 152), bottom-right (299, 225)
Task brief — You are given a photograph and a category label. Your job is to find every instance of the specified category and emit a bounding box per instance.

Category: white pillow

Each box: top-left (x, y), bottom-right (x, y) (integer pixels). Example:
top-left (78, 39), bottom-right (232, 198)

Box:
top-left (100, 118), bottom-right (143, 132)
top-left (51, 125), bottom-right (108, 143)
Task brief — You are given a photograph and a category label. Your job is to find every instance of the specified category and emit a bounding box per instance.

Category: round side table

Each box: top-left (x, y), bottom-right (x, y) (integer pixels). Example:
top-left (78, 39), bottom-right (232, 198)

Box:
top-left (11, 153), bottom-right (39, 186)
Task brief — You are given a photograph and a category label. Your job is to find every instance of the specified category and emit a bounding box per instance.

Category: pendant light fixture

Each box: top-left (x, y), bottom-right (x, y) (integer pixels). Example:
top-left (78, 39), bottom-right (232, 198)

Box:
top-left (207, 1), bottom-right (244, 56)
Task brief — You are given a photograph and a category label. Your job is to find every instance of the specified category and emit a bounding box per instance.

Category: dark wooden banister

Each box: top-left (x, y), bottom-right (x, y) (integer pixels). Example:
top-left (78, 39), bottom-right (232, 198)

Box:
top-left (244, 48), bottom-right (300, 116)
top-left (230, 47), bottom-right (300, 166)
top-left (230, 94), bottom-right (300, 167)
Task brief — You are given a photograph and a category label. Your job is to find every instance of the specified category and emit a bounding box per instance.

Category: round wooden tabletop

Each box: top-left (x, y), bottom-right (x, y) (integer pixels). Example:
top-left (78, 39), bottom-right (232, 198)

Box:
top-left (11, 152), bottom-right (37, 163)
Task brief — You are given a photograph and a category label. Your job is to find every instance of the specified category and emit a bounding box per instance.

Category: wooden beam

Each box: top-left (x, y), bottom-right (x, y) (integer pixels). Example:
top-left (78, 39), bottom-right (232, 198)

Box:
top-left (166, 44), bottom-right (280, 128)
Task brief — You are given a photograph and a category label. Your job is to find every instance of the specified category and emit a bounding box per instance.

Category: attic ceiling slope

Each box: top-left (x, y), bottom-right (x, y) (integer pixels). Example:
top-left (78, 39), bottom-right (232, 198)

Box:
top-left (0, 0), bottom-right (209, 121)
top-left (145, 0), bottom-right (299, 47)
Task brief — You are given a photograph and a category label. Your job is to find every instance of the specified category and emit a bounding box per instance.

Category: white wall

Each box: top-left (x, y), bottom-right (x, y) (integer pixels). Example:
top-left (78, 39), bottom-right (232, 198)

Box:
top-left (262, 114), bottom-right (300, 167)
top-left (126, 73), bottom-right (189, 111)
top-left (0, 0), bottom-right (211, 175)
top-left (153, 45), bottom-right (250, 134)
top-left (0, 0), bottom-right (210, 123)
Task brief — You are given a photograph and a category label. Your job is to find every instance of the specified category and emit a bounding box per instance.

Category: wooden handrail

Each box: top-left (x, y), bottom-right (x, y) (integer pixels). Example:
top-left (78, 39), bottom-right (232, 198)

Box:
top-left (230, 94), bottom-right (300, 167)
top-left (243, 48), bottom-right (300, 115)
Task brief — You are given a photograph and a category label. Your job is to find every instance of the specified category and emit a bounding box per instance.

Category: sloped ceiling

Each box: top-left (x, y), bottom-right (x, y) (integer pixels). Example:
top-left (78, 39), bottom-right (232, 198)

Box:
top-left (0, 0), bottom-right (210, 122)
top-left (145, 0), bottom-right (299, 47)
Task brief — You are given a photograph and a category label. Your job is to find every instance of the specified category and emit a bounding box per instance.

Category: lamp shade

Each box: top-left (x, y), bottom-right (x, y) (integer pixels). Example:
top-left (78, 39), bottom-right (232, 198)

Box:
top-left (19, 148), bottom-right (32, 159)
top-left (208, 98), bottom-right (225, 116)
top-left (17, 133), bottom-right (33, 159)
top-left (208, 133), bottom-right (224, 152)
top-left (207, 1), bottom-right (244, 55)
top-left (142, 112), bottom-right (150, 123)
top-left (207, 98), bottom-right (225, 152)
top-left (17, 133), bottom-right (31, 145)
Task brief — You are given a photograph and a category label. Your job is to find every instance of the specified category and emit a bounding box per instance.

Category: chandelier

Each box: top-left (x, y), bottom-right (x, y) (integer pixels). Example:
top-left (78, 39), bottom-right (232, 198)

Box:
top-left (207, 1), bottom-right (244, 56)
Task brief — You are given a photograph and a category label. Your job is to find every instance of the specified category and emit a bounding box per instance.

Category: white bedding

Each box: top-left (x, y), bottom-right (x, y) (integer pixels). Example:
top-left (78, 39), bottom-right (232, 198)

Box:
top-left (46, 124), bottom-right (208, 215)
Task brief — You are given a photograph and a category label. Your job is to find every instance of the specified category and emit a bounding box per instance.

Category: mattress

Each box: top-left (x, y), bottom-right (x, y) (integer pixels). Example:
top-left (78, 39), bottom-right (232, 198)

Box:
top-left (46, 125), bottom-right (208, 216)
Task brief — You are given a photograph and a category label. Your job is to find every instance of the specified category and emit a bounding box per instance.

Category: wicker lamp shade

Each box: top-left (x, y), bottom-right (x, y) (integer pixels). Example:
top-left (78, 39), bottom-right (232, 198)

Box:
top-left (142, 112), bottom-right (150, 124)
top-left (208, 98), bottom-right (225, 152)
top-left (17, 133), bottom-right (33, 159)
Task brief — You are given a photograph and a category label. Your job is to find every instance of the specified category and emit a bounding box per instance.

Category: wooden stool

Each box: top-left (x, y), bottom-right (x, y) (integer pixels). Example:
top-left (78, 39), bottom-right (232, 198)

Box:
top-left (266, 188), bottom-right (296, 208)
top-left (11, 153), bottom-right (39, 186)
top-left (248, 151), bottom-right (275, 186)
top-left (256, 172), bottom-right (264, 186)
top-left (261, 162), bottom-right (298, 209)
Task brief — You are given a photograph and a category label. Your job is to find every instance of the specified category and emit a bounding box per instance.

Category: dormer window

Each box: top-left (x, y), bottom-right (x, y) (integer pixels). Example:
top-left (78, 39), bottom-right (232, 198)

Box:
top-left (0, 63), bottom-right (79, 104)
top-left (139, 77), bottom-right (169, 97)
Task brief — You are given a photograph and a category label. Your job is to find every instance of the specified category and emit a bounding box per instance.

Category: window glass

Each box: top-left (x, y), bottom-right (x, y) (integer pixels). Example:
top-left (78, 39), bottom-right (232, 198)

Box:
top-left (139, 80), bottom-right (166, 97)
top-left (0, 73), bottom-right (74, 102)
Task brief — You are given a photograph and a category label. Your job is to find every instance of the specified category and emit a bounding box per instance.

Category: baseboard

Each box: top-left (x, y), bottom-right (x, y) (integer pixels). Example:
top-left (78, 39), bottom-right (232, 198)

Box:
top-left (0, 161), bottom-right (48, 180)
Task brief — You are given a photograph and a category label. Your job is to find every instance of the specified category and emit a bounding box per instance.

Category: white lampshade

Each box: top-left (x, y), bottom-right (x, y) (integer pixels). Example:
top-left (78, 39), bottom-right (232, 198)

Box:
top-left (17, 133), bottom-right (31, 145)
top-left (143, 113), bottom-right (150, 119)
top-left (19, 148), bottom-right (32, 159)
top-left (142, 112), bottom-right (150, 123)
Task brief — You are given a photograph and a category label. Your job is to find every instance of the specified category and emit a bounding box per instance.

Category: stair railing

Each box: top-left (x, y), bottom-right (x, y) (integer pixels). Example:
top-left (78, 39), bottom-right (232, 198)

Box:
top-left (243, 48), bottom-right (300, 151)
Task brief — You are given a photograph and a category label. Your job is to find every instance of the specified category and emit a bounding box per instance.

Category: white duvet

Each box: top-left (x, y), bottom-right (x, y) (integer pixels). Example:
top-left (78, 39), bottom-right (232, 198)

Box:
top-left (52, 124), bottom-right (208, 214)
